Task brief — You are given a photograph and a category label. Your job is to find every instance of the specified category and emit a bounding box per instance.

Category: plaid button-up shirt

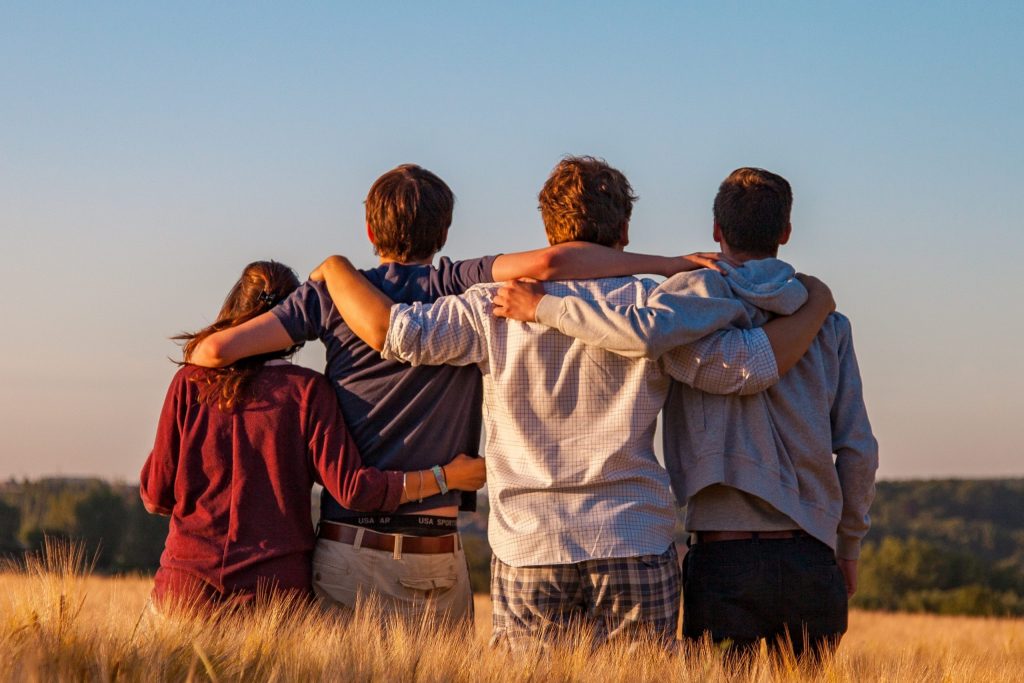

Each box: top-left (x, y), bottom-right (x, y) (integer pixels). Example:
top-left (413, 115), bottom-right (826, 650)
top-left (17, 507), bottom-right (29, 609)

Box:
top-left (382, 276), bottom-right (777, 567)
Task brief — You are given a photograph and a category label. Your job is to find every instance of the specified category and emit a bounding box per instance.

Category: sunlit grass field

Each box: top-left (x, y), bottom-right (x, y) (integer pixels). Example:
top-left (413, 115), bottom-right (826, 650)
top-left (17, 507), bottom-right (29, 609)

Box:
top-left (2, 543), bottom-right (1023, 682)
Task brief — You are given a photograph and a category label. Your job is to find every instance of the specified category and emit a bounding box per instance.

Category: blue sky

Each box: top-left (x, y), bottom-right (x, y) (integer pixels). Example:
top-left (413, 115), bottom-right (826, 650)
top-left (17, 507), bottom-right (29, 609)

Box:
top-left (1, 2), bottom-right (1022, 479)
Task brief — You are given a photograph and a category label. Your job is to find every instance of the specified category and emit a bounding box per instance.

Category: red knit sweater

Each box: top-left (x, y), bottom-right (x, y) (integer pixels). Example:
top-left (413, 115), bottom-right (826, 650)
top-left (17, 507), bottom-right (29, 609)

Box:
top-left (141, 363), bottom-right (403, 598)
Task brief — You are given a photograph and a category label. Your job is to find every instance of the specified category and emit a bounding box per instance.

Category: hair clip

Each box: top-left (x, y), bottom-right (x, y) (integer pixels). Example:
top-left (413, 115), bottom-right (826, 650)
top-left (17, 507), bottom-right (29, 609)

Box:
top-left (258, 291), bottom-right (277, 307)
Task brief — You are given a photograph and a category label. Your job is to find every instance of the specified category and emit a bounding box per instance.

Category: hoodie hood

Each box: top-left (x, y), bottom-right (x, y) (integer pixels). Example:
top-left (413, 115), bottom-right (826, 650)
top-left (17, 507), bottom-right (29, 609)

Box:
top-left (719, 258), bottom-right (807, 321)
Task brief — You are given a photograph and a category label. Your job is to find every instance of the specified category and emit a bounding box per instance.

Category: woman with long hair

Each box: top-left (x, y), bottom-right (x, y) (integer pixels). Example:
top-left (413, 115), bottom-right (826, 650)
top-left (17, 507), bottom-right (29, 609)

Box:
top-left (141, 261), bottom-right (484, 610)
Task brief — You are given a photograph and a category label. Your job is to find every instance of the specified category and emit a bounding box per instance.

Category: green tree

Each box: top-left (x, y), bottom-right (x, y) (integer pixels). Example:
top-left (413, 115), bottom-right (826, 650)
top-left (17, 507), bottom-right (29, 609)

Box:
top-left (0, 500), bottom-right (21, 554)
top-left (116, 496), bottom-right (168, 570)
top-left (71, 484), bottom-right (126, 570)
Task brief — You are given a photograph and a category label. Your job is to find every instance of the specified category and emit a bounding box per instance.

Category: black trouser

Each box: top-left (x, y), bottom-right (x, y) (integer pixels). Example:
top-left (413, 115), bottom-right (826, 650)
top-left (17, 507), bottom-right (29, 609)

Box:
top-left (682, 535), bottom-right (848, 660)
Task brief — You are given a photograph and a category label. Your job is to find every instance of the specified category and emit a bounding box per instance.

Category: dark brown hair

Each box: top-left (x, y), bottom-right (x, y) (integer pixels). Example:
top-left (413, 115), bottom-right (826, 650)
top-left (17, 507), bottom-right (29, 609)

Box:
top-left (538, 156), bottom-right (637, 246)
top-left (713, 167), bottom-right (793, 256)
top-left (177, 261), bottom-right (301, 410)
top-left (364, 164), bottom-right (454, 262)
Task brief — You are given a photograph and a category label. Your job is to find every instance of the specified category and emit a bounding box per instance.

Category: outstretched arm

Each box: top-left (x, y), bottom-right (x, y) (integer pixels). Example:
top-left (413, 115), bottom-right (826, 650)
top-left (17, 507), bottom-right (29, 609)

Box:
top-left (493, 272), bottom-right (835, 389)
top-left (676, 277), bottom-right (836, 389)
top-left (305, 242), bottom-right (729, 347)
top-left (310, 256), bottom-right (489, 367)
top-left (382, 291), bottom-right (490, 368)
top-left (494, 270), bottom-right (753, 359)
top-left (188, 313), bottom-right (294, 367)
top-left (492, 242), bottom-right (730, 281)
top-left (309, 256), bottom-right (394, 351)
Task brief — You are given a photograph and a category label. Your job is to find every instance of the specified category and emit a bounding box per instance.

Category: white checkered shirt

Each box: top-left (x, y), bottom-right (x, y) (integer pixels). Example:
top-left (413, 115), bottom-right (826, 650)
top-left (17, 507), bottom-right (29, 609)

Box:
top-left (383, 277), bottom-right (777, 567)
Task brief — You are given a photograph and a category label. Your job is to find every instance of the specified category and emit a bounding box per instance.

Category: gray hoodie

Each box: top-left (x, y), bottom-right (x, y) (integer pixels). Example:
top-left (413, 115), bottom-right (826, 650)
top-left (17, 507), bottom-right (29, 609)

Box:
top-left (534, 258), bottom-right (879, 559)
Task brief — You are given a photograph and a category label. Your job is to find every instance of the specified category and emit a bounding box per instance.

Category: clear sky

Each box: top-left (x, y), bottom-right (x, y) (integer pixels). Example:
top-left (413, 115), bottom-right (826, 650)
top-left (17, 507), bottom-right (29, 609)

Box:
top-left (1, 2), bottom-right (1022, 481)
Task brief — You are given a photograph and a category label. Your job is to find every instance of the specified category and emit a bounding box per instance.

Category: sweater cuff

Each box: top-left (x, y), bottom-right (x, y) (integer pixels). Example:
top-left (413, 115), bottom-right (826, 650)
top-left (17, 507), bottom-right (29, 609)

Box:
top-left (534, 295), bottom-right (564, 329)
top-left (380, 471), bottom-right (406, 512)
top-left (836, 535), bottom-right (861, 560)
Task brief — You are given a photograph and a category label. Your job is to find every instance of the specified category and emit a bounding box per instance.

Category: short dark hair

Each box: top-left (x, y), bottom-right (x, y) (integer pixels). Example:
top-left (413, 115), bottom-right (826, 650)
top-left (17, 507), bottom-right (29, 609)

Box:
top-left (365, 164), bottom-right (454, 261)
top-left (713, 167), bottom-right (793, 256)
top-left (538, 156), bottom-right (637, 246)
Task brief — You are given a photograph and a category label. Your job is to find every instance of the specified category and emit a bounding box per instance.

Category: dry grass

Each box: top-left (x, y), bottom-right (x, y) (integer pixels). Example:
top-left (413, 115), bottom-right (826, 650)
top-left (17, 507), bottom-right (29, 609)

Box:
top-left (1, 541), bottom-right (1023, 682)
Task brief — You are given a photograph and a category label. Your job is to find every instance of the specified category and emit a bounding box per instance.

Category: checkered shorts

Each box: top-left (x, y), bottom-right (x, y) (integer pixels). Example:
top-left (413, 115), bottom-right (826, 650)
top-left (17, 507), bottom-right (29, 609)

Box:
top-left (489, 544), bottom-right (681, 649)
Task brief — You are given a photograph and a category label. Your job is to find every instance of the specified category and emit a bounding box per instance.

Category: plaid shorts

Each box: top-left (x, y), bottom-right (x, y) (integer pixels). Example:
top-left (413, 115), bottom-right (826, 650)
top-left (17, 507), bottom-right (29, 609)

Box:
top-left (489, 544), bottom-right (681, 649)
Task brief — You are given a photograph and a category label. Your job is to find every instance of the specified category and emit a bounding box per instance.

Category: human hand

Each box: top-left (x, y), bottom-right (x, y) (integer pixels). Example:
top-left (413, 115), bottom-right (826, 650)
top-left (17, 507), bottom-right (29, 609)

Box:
top-left (492, 279), bottom-right (546, 322)
top-left (668, 252), bottom-right (737, 276)
top-left (838, 558), bottom-right (857, 599)
top-left (443, 454), bottom-right (486, 491)
top-left (796, 273), bottom-right (836, 314)
top-left (309, 255), bottom-right (348, 282)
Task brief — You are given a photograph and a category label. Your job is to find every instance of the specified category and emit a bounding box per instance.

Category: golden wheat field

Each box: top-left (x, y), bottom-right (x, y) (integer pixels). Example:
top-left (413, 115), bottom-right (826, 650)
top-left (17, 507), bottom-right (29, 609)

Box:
top-left (2, 544), bottom-right (1023, 682)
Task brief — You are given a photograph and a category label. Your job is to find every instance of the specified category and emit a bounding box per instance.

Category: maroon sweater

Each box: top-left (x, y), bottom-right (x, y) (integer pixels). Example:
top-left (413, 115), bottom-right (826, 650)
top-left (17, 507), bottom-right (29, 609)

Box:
top-left (141, 363), bottom-right (403, 596)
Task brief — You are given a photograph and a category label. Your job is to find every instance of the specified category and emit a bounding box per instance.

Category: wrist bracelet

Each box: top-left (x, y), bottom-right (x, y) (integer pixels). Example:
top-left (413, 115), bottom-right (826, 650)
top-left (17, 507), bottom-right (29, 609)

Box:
top-left (431, 464), bottom-right (449, 495)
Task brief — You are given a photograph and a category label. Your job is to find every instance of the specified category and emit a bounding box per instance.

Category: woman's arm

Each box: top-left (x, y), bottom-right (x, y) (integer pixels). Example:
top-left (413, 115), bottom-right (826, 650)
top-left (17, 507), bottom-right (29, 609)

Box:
top-left (306, 378), bottom-right (485, 512)
top-left (398, 454), bottom-right (486, 504)
top-left (139, 375), bottom-right (185, 515)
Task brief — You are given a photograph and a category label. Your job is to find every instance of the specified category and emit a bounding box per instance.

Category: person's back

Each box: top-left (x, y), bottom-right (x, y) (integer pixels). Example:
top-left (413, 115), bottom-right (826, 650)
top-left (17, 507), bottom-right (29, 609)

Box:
top-left (391, 275), bottom-right (678, 565)
top-left (141, 261), bottom-right (411, 610)
top-left (142, 363), bottom-right (395, 604)
top-left (666, 259), bottom-right (873, 557)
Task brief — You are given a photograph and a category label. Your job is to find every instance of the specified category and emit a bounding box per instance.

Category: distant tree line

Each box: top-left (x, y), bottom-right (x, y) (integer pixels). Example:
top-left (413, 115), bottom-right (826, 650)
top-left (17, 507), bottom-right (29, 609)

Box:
top-left (0, 478), bottom-right (167, 571)
top-left (2, 477), bottom-right (1023, 617)
top-left (851, 479), bottom-right (1024, 616)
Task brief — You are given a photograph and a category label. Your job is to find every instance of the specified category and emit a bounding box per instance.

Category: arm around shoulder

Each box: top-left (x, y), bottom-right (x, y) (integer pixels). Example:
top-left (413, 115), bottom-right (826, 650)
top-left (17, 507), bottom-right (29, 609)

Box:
top-left (492, 242), bottom-right (731, 282)
top-left (383, 288), bottom-right (490, 367)
top-left (661, 326), bottom-right (779, 395)
top-left (188, 312), bottom-right (295, 367)
top-left (530, 271), bottom-right (748, 360)
top-left (760, 274), bottom-right (835, 377)
top-left (310, 255), bottom-right (393, 351)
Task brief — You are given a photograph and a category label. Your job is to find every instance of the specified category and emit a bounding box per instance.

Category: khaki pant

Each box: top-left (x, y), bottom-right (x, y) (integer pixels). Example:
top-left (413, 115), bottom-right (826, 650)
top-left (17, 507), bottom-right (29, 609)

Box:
top-left (312, 530), bottom-right (473, 624)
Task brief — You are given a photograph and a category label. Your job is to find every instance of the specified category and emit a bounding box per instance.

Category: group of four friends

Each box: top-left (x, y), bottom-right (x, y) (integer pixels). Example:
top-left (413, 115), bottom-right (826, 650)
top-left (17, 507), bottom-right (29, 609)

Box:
top-left (141, 157), bottom-right (878, 658)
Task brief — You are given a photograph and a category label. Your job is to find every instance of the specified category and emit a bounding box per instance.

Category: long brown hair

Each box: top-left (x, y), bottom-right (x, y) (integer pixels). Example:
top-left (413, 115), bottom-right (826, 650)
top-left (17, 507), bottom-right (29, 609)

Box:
top-left (176, 261), bottom-right (302, 410)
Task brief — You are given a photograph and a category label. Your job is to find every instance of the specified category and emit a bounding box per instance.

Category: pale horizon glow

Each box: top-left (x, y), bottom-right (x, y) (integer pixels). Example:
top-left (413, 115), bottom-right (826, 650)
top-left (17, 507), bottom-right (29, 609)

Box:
top-left (1, 3), bottom-right (1022, 481)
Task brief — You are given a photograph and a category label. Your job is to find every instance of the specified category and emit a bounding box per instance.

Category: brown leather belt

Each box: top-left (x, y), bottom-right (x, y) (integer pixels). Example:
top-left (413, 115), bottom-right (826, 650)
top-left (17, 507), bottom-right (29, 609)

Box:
top-left (692, 530), bottom-right (806, 544)
top-left (317, 521), bottom-right (458, 555)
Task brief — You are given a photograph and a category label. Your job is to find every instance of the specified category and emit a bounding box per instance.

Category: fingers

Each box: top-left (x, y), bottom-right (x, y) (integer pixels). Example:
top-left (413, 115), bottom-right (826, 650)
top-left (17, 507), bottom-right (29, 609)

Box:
top-left (491, 280), bottom-right (540, 321)
top-left (492, 291), bottom-right (511, 318)
top-left (309, 266), bottom-right (324, 281)
top-left (693, 256), bottom-right (725, 273)
top-left (682, 252), bottom-right (738, 274)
